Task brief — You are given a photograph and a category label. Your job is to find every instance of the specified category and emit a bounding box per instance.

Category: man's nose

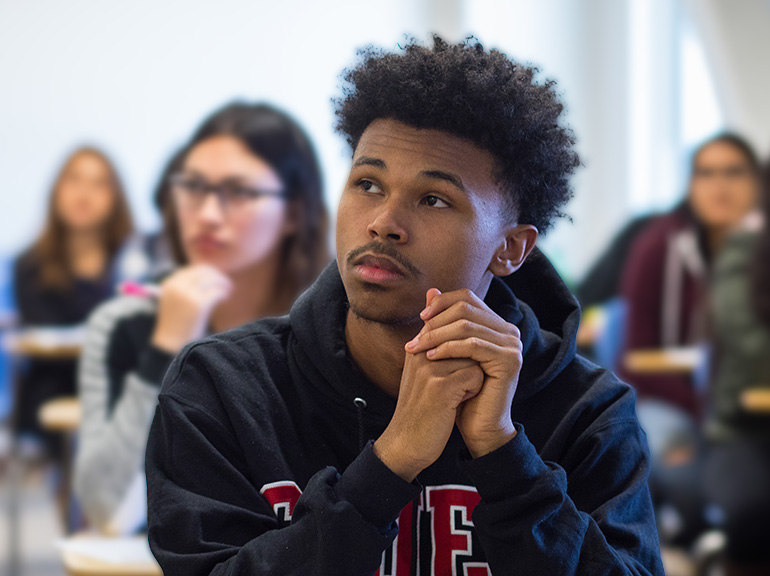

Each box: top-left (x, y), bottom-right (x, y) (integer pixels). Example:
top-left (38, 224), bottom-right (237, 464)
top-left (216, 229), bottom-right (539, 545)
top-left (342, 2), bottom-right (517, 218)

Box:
top-left (367, 201), bottom-right (408, 242)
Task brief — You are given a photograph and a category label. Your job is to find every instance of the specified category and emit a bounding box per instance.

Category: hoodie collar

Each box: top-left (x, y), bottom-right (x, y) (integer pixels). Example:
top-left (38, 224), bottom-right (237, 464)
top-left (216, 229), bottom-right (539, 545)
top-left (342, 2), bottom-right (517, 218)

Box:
top-left (289, 248), bottom-right (580, 418)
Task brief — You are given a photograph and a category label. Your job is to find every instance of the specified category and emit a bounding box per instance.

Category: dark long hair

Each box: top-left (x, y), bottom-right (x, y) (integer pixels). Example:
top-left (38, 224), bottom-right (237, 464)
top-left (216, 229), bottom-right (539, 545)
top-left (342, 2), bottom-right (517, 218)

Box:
top-left (29, 146), bottom-right (133, 291)
top-left (162, 102), bottom-right (329, 311)
top-left (689, 133), bottom-right (761, 176)
top-left (752, 160), bottom-right (770, 329)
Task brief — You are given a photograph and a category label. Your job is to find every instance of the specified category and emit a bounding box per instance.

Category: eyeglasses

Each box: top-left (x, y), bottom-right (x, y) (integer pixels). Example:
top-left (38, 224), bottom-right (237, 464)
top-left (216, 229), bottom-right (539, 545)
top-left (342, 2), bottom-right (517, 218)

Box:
top-left (693, 166), bottom-right (753, 181)
top-left (169, 173), bottom-right (285, 211)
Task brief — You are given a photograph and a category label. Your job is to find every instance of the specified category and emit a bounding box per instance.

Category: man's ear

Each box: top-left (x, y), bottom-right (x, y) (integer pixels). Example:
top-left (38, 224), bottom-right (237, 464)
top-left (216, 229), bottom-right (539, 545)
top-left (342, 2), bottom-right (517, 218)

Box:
top-left (488, 224), bottom-right (538, 277)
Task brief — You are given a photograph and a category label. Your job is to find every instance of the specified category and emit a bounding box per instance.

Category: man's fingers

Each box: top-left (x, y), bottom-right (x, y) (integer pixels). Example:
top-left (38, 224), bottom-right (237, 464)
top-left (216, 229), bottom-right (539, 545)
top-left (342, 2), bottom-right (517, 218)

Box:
top-left (406, 319), bottom-right (515, 354)
top-left (424, 338), bottom-right (520, 366)
top-left (427, 298), bottom-right (515, 335)
top-left (408, 301), bottom-right (519, 350)
top-left (424, 288), bottom-right (441, 310)
top-left (452, 365), bottom-right (484, 398)
top-left (420, 288), bottom-right (483, 321)
top-left (405, 353), bottom-right (474, 375)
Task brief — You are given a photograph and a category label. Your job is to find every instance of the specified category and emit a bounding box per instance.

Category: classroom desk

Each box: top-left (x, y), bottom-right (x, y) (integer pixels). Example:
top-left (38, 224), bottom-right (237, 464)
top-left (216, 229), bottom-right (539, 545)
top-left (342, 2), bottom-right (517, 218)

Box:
top-left (4, 338), bottom-right (81, 359)
top-left (2, 327), bottom-right (84, 359)
top-left (623, 347), bottom-right (703, 375)
top-left (60, 536), bottom-right (162, 576)
top-left (39, 396), bottom-right (82, 432)
top-left (741, 388), bottom-right (770, 413)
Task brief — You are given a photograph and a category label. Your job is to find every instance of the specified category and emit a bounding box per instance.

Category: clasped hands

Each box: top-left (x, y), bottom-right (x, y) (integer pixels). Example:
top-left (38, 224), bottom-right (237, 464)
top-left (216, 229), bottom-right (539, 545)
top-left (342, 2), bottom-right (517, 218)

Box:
top-left (374, 288), bottom-right (523, 482)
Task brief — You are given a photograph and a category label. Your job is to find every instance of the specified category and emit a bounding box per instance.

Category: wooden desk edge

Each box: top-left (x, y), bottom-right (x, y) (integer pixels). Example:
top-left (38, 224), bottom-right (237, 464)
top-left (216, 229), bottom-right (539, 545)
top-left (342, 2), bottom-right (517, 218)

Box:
top-left (62, 549), bottom-right (162, 576)
top-left (740, 388), bottom-right (770, 413)
top-left (623, 349), bottom-right (702, 375)
top-left (39, 397), bottom-right (82, 432)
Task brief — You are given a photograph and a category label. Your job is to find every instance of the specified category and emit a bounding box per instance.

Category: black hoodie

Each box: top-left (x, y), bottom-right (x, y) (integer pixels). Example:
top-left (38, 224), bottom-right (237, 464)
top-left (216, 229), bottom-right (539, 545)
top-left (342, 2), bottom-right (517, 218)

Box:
top-left (146, 250), bottom-right (664, 576)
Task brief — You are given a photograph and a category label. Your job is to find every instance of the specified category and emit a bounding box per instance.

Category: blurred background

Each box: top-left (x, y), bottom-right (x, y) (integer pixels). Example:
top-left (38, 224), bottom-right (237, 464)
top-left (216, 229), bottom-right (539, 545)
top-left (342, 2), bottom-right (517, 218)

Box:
top-left (3, 0), bottom-right (769, 282)
top-left (1, 0), bottom-right (769, 575)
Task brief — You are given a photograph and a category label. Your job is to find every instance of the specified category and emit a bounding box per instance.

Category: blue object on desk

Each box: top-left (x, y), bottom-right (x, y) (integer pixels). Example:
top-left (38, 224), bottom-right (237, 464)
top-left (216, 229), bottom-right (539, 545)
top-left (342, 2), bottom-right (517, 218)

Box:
top-left (593, 297), bottom-right (628, 373)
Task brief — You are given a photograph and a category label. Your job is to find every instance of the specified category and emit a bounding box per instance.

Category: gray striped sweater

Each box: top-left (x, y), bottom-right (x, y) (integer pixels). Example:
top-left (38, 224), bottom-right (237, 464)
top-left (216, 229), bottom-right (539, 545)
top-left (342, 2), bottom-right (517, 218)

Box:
top-left (74, 295), bottom-right (174, 530)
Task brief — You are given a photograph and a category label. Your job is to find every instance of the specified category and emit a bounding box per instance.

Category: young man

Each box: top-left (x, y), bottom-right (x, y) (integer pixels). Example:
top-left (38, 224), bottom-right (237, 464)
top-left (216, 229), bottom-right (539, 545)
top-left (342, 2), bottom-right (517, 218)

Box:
top-left (146, 38), bottom-right (664, 576)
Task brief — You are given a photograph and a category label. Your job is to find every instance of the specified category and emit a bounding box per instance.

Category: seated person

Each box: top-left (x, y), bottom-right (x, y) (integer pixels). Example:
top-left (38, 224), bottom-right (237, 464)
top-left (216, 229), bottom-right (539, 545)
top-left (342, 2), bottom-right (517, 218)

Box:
top-left (14, 146), bottom-right (133, 458)
top-left (706, 162), bottom-right (770, 575)
top-left (619, 134), bottom-right (761, 420)
top-left (576, 213), bottom-right (657, 310)
top-left (146, 37), bottom-right (664, 575)
top-left (618, 135), bottom-right (761, 546)
top-left (73, 102), bottom-right (329, 532)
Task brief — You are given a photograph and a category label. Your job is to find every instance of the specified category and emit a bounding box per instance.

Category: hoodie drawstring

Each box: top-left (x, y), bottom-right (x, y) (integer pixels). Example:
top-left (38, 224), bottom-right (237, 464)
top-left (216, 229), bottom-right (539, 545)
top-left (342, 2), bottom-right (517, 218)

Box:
top-left (353, 397), bottom-right (368, 452)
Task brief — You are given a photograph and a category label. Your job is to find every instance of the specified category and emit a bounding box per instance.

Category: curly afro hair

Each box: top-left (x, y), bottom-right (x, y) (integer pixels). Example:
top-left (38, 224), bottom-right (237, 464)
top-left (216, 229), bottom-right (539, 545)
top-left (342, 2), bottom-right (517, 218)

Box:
top-left (334, 36), bottom-right (580, 233)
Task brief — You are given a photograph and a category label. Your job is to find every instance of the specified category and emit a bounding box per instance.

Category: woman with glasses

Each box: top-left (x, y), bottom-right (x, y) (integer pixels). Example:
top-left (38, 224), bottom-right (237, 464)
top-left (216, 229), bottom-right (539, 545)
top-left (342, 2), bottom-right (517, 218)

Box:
top-left (618, 133), bottom-right (761, 548)
top-left (74, 102), bottom-right (329, 532)
top-left (620, 134), bottom-right (761, 420)
top-left (13, 146), bottom-right (133, 459)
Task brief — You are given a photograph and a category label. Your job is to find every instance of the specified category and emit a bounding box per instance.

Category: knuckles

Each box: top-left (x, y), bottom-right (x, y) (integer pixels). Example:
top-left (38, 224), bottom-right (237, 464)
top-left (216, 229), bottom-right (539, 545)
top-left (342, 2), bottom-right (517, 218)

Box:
top-left (467, 336), bottom-right (482, 351)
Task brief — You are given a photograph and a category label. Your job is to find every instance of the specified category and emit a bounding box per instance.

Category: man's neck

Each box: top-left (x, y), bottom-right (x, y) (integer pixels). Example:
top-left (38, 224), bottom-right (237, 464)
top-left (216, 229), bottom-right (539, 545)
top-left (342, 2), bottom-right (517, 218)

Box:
top-left (344, 311), bottom-right (421, 398)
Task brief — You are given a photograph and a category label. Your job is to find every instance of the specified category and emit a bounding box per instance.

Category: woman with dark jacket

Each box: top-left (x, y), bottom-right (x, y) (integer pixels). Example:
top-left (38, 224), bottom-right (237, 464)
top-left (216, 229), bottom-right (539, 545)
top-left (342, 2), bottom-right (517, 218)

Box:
top-left (705, 160), bottom-right (770, 576)
top-left (619, 134), bottom-right (761, 419)
top-left (13, 147), bottom-right (133, 456)
top-left (618, 134), bottom-right (761, 547)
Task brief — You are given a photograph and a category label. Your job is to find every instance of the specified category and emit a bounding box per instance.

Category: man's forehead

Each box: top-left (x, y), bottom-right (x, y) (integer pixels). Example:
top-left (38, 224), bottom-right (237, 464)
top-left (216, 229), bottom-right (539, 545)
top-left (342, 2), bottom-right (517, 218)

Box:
top-left (353, 119), bottom-right (497, 180)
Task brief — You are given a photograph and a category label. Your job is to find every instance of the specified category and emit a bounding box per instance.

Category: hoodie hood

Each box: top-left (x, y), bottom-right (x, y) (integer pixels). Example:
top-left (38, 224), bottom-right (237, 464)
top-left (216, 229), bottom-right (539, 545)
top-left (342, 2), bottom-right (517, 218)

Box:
top-left (289, 247), bottom-right (580, 419)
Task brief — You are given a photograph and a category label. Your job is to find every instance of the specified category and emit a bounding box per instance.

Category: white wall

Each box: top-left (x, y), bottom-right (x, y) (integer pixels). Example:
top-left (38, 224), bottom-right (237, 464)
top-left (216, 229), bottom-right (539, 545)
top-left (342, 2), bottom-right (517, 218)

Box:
top-left (461, 0), bottom-right (686, 283)
top-left (683, 0), bottom-right (770, 157)
top-left (0, 0), bottom-right (425, 253)
top-left (0, 0), bottom-right (743, 286)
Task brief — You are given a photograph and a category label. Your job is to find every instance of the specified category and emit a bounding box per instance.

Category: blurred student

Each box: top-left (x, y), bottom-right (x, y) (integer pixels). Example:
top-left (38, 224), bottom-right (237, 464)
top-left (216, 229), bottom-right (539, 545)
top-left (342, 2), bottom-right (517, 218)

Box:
top-left (576, 214), bottom-right (657, 310)
top-left (573, 214), bottom-right (658, 372)
top-left (619, 134), bottom-right (761, 545)
top-left (74, 102), bottom-right (329, 532)
top-left (13, 147), bottom-right (133, 456)
top-left (620, 134), bottom-right (760, 419)
top-left (705, 161), bottom-right (770, 576)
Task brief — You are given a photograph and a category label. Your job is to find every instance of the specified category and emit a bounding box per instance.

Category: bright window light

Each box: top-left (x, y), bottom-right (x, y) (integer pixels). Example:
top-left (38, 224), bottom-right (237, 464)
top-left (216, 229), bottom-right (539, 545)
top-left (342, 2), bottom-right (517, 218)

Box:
top-left (680, 20), bottom-right (724, 148)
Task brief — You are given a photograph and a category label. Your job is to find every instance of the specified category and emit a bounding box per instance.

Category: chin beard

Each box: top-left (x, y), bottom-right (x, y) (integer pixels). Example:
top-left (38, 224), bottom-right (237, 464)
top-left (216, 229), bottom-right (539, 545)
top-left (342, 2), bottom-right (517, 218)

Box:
top-left (347, 298), bottom-right (421, 329)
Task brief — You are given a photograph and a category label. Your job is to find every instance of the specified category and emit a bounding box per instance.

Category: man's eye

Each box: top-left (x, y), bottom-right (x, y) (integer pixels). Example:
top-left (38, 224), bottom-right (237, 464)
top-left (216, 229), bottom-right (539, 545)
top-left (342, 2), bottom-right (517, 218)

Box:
top-left (423, 195), bottom-right (449, 208)
top-left (358, 180), bottom-right (382, 194)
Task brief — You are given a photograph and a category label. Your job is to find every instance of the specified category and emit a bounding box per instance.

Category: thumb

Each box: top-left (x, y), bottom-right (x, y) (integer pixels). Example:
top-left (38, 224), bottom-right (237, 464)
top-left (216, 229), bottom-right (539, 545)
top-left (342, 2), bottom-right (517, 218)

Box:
top-left (425, 288), bottom-right (441, 308)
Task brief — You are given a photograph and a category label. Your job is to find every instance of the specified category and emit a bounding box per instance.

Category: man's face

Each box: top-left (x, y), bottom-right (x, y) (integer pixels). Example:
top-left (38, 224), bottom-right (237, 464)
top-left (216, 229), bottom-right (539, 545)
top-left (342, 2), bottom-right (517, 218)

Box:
top-left (336, 119), bottom-right (512, 328)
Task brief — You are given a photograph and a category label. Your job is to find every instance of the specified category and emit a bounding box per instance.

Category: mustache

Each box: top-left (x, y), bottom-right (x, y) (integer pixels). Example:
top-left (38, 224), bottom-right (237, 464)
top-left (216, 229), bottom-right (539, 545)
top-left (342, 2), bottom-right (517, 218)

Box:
top-left (346, 241), bottom-right (421, 278)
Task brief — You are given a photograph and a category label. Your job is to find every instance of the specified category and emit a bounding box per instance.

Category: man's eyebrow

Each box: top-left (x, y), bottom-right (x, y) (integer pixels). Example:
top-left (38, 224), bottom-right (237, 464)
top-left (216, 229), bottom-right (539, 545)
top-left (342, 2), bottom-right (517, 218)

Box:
top-left (352, 156), bottom-right (387, 169)
top-left (421, 170), bottom-right (466, 193)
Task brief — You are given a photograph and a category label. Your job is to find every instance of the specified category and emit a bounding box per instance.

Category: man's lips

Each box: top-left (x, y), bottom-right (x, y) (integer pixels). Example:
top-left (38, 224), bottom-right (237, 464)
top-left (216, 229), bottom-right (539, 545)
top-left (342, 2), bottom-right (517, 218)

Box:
top-left (353, 254), bottom-right (407, 282)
